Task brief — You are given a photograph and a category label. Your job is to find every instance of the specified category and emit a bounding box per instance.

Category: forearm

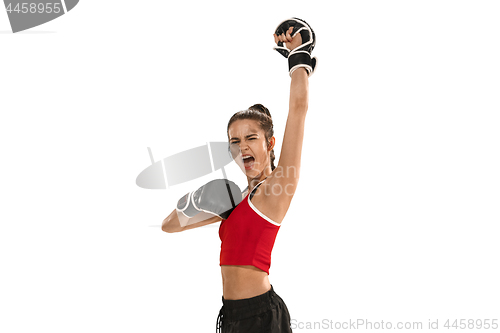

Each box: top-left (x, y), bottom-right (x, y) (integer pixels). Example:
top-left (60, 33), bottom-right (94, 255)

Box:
top-left (162, 208), bottom-right (223, 233)
top-left (289, 68), bottom-right (309, 113)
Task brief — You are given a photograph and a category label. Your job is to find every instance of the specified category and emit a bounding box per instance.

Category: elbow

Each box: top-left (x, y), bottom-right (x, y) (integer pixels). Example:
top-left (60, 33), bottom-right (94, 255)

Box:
top-left (161, 225), bottom-right (172, 233)
top-left (161, 223), bottom-right (170, 233)
top-left (161, 218), bottom-right (180, 233)
top-left (162, 225), bottom-right (181, 233)
top-left (161, 209), bottom-right (184, 233)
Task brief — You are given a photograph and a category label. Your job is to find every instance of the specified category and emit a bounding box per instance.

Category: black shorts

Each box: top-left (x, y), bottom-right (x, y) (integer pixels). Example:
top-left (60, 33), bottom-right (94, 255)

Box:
top-left (216, 285), bottom-right (293, 333)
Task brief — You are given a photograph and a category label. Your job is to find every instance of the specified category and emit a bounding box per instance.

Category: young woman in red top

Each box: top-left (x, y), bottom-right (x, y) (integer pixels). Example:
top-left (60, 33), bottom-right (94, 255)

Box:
top-left (162, 18), bottom-right (316, 333)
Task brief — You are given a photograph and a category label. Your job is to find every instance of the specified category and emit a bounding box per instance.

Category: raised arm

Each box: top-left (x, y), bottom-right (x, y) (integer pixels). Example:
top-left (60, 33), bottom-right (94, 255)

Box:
top-left (271, 18), bottom-right (315, 197)
top-left (275, 68), bottom-right (308, 191)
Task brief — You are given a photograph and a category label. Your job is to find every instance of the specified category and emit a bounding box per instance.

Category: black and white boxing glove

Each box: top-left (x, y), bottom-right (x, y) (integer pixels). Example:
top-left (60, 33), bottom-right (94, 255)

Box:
top-left (176, 179), bottom-right (242, 226)
top-left (273, 17), bottom-right (317, 77)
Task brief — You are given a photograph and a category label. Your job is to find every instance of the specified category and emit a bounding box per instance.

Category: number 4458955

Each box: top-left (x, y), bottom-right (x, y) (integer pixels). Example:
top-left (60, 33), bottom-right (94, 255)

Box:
top-left (6, 3), bottom-right (62, 14)
top-left (444, 319), bottom-right (498, 330)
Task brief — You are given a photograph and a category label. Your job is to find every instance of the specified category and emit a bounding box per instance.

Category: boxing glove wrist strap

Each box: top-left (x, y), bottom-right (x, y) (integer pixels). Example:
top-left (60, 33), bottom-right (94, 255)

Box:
top-left (289, 52), bottom-right (313, 76)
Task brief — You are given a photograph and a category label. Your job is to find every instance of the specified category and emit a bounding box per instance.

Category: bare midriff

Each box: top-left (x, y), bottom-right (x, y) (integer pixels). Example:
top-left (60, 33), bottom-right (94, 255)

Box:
top-left (221, 265), bottom-right (272, 300)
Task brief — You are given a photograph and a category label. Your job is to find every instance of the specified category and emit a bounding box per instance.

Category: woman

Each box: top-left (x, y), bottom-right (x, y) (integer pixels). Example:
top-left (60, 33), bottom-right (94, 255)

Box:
top-left (162, 18), bottom-right (316, 333)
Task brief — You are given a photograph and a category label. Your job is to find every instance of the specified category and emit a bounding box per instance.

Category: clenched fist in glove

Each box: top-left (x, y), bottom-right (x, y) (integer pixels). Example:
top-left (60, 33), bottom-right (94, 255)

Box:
top-left (176, 179), bottom-right (242, 227)
top-left (273, 17), bottom-right (317, 77)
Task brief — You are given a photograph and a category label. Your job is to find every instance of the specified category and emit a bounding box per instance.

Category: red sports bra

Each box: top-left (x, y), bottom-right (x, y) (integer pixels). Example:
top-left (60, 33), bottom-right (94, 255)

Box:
top-left (219, 179), bottom-right (281, 275)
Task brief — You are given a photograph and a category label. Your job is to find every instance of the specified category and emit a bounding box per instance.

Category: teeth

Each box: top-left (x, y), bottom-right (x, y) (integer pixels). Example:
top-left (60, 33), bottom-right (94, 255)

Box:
top-left (243, 155), bottom-right (252, 160)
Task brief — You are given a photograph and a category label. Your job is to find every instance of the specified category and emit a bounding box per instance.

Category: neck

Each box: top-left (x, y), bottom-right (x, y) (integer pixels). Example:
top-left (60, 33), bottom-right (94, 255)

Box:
top-left (247, 166), bottom-right (272, 191)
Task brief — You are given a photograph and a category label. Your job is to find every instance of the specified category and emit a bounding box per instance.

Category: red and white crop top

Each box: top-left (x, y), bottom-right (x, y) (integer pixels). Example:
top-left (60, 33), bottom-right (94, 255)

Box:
top-left (219, 179), bottom-right (281, 275)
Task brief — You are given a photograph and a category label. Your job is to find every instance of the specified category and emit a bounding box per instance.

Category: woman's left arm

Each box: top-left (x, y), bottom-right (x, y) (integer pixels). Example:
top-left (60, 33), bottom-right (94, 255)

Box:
top-left (270, 25), bottom-right (310, 196)
top-left (273, 68), bottom-right (308, 198)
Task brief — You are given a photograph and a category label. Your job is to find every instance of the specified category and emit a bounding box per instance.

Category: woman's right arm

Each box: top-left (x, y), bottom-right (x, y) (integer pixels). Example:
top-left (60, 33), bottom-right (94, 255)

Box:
top-left (161, 209), bottom-right (223, 233)
top-left (161, 189), bottom-right (247, 233)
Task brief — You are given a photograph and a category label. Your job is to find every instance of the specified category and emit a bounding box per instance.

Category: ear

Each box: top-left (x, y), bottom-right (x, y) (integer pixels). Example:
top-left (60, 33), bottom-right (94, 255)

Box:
top-left (268, 136), bottom-right (276, 151)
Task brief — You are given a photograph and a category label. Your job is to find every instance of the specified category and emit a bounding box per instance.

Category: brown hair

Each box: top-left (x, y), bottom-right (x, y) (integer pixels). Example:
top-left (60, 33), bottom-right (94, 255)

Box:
top-left (227, 104), bottom-right (276, 171)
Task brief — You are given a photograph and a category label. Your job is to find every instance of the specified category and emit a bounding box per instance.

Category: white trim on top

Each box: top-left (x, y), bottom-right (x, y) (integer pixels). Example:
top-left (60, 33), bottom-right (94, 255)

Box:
top-left (247, 180), bottom-right (281, 227)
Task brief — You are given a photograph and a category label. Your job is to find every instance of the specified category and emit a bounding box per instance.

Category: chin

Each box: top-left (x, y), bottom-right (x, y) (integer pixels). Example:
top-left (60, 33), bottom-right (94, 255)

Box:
top-left (238, 161), bottom-right (264, 177)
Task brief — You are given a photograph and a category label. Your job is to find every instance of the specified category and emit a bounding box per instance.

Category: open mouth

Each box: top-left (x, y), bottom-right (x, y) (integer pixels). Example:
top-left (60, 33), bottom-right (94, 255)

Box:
top-left (242, 155), bottom-right (255, 170)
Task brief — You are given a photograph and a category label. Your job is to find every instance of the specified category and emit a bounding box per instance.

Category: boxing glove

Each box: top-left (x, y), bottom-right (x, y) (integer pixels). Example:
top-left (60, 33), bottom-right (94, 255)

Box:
top-left (273, 17), bottom-right (318, 77)
top-left (176, 179), bottom-right (243, 226)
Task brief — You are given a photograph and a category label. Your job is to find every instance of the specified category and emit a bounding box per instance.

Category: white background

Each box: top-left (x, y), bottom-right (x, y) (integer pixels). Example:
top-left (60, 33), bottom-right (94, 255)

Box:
top-left (1, 1), bottom-right (499, 332)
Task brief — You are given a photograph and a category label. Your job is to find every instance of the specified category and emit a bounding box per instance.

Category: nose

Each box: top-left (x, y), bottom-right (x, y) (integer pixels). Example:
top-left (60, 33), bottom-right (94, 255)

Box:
top-left (239, 145), bottom-right (250, 155)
